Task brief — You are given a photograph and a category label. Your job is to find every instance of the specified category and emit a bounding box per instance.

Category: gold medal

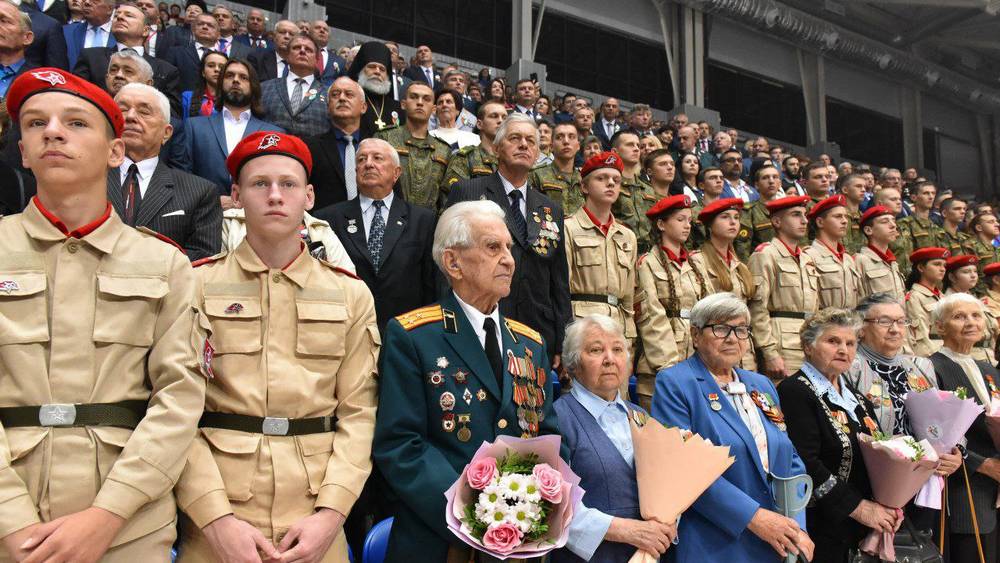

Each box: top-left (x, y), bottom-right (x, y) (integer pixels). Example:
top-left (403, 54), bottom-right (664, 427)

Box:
top-left (457, 427), bottom-right (471, 442)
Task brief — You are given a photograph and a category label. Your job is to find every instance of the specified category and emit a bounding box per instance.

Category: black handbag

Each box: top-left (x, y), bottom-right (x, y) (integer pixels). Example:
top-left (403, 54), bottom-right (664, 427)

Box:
top-left (848, 519), bottom-right (942, 563)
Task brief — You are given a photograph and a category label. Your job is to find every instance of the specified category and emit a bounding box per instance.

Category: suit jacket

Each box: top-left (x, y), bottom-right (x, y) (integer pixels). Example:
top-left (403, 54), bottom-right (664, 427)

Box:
top-left (652, 355), bottom-right (808, 563)
top-left (591, 119), bottom-right (618, 151)
top-left (316, 196), bottom-right (437, 332)
top-left (176, 112), bottom-right (285, 195)
top-left (165, 43), bottom-right (208, 92)
top-left (20, 3), bottom-right (69, 69)
top-left (34, 0), bottom-right (68, 24)
top-left (248, 48), bottom-right (280, 82)
top-left (73, 46), bottom-right (180, 107)
top-left (445, 173), bottom-right (572, 360)
top-left (317, 49), bottom-right (347, 88)
top-left (402, 64), bottom-right (438, 89)
top-left (217, 40), bottom-right (252, 62)
top-left (154, 25), bottom-right (190, 61)
top-left (304, 126), bottom-right (373, 213)
top-left (63, 20), bottom-right (115, 68)
top-left (260, 76), bottom-right (330, 138)
top-left (372, 292), bottom-right (562, 562)
top-left (234, 33), bottom-right (272, 50)
top-left (107, 160), bottom-right (222, 260)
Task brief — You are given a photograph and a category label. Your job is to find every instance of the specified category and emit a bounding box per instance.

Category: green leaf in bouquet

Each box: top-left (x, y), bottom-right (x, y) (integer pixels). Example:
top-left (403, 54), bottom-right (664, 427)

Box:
top-left (497, 450), bottom-right (541, 475)
top-left (955, 387), bottom-right (969, 400)
top-left (462, 502), bottom-right (488, 540)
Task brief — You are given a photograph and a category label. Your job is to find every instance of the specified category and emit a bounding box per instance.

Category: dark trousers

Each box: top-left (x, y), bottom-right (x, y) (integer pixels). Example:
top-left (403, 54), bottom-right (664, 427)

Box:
top-left (945, 530), bottom-right (997, 563)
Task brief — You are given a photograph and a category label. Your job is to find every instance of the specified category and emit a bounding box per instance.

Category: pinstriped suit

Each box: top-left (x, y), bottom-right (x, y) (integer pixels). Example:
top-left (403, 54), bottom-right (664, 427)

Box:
top-left (107, 160), bottom-right (222, 260)
top-left (260, 76), bottom-right (331, 138)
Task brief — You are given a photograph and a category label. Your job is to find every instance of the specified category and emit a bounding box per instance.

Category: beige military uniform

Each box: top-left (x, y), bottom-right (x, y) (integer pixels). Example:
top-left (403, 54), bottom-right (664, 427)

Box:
top-left (983, 291), bottom-right (1000, 365)
top-left (855, 246), bottom-right (906, 302)
top-left (221, 209), bottom-right (356, 273)
top-left (635, 246), bottom-right (713, 410)
top-left (906, 283), bottom-right (943, 358)
top-left (0, 200), bottom-right (207, 562)
top-left (748, 239), bottom-right (819, 376)
top-left (691, 248), bottom-right (757, 371)
top-left (175, 241), bottom-right (379, 562)
top-left (804, 240), bottom-right (861, 310)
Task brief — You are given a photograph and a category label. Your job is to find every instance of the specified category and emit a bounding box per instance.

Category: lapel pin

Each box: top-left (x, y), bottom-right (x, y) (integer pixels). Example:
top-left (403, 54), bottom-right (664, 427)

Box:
top-left (224, 302), bottom-right (244, 314)
top-left (0, 280), bottom-right (20, 294)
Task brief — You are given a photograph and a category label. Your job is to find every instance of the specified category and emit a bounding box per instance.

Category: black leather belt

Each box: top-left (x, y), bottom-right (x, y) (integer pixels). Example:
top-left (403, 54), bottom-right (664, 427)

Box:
top-left (771, 311), bottom-right (807, 319)
top-left (0, 400), bottom-right (146, 429)
top-left (199, 412), bottom-right (337, 436)
top-left (571, 293), bottom-right (621, 306)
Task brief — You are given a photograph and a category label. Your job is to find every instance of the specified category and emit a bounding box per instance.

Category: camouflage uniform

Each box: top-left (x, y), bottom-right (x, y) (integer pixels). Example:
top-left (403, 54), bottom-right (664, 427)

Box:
top-left (438, 144), bottom-right (498, 209)
top-left (971, 238), bottom-right (1000, 296)
top-left (895, 214), bottom-right (944, 279)
top-left (734, 200), bottom-right (774, 263)
top-left (613, 176), bottom-right (658, 253)
top-left (940, 228), bottom-right (975, 258)
top-left (375, 125), bottom-right (452, 211)
top-left (530, 162), bottom-right (583, 215)
top-left (844, 208), bottom-right (865, 255)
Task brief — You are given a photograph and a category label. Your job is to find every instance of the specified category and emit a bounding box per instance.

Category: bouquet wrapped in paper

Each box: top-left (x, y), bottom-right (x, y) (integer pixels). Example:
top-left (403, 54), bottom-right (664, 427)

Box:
top-left (857, 434), bottom-right (939, 561)
top-left (627, 411), bottom-right (735, 563)
top-left (905, 387), bottom-right (983, 509)
top-left (444, 435), bottom-right (584, 560)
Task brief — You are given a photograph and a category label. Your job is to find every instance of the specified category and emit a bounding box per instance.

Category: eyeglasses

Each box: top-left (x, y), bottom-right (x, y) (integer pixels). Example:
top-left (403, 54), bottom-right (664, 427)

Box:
top-left (863, 317), bottom-right (912, 328)
top-left (703, 324), bottom-right (752, 340)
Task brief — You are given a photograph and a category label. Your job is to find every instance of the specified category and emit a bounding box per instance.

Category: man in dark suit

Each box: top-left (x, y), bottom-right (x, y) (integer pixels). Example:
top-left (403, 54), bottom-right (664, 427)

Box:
top-left (164, 12), bottom-right (219, 92)
top-left (63, 0), bottom-right (114, 67)
top-left (309, 19), bottom-right (346, 88)
top-left (401, 44), bottom-right (438, 89)
top-left (592, 97), bottom-right (620, 151)
top-left (445, 113), bottom-right (571, 366)
top-left (153, 0), bottom-right (205, 61)
top-left (247, 18), bottom-right (296, 82)
top-left (112, 82), bottom-right (221, 259)
top-left (261, 35), bottom-right (330, 138)
top-left (234, 8), bottom-right (271, 50)
top-left (208, 5), bottom-right (251, 60)
top-left (33, 0), bottom-right (66, 24)
top-left (17, 0), bottom-right (69, 69)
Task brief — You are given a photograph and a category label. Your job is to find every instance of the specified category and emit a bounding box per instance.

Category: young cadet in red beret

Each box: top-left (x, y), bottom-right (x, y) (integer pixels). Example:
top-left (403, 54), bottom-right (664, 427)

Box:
top-left (564, 150), bottom-right (637, 396)
top-left (905, 247), bottom-right (950, 357)
top-left (747, 195), bottom-right (819, 380)
top-left (634, 193), bottom-right (714, 411)
top-left (173, 131), bottom-right (379, 563)
top-left (803, 194), bottom-right (861, 310)
top-left (855, 205), bottom-right (907, 302)
top-left (942, 255), bottom-right (997, 364)
top-left (0, 69), bottom-right (208, 562)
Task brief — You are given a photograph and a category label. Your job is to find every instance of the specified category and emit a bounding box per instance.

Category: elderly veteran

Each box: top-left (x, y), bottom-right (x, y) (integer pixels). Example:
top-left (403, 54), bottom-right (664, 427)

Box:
top-left (944, 255), bottom-right (998, 376)
top-left (905, 247), bottom-right (950, 357)
top-left (635, 194), bottom-right (714, 411)
top-left (777, 309), bottom-right (898, 563)
top-left (373, 200), bottom-right (561, 562)
top-left (554, 315), bottom-right (677, 562)
top-left (929, 293), bottom-right (1000, 562)
top-left (652, 293), bottom-right (814, 563)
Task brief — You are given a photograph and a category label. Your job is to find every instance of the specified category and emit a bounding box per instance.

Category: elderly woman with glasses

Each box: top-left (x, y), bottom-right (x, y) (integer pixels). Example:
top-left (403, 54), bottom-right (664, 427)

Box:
top-left (777, 309), bottom-right (899, 562)
top-left (555, 315), bottom-right (677, 562)
top-left (930, 293), bottom-right (1000, 562)
top-left (652, 293), bottom-right (814, 563)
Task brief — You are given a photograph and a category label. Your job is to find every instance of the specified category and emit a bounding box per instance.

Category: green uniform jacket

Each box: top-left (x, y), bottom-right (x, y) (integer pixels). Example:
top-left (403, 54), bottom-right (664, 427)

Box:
top-left (530, 162), bottom-right (583, 215)
top-left (614, 176), bottom-right (657, 253)
top-left (844, 208), bottom-right (865, 255)
top-left (940, 228), bottom-right (974, 257)
top-left (438, 144), bottom-right (498, 210)
top-left (895, 215), bottom-right (944, 278)
top-left (735, 200), bottom-right (774, 263)
top-left (375, 126), bottom-right (452, 211)
top-left (972, 238), bottom-right (1000, 296)
top-left (372, 293), bottom-right (562, 561)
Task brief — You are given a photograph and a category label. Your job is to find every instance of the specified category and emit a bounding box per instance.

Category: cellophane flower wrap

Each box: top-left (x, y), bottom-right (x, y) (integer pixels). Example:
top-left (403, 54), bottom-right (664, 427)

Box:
top-left (444, 435), bottom-right (584, 560)
top-left (984, 397), bottom-right (1000, 450)
top-left (857, 434), bottom-right (939, 561)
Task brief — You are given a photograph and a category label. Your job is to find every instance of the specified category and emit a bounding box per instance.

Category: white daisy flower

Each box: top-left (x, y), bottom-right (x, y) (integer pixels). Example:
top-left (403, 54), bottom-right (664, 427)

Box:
top-left (484, 505), bottom-right (509, 526)
top-left (499, 473), bottom-right (527, 500)
top-left (521, 475), bottom-right (542, 503)
top-left (481, 482), bottom-right (503, 504)
top-left (507, 502), bottom-right (536, 533)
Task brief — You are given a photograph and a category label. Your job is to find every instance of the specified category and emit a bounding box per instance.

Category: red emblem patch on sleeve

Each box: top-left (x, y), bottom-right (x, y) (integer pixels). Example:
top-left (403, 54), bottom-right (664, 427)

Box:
top-left (202, 340), bottom-right (215, 379)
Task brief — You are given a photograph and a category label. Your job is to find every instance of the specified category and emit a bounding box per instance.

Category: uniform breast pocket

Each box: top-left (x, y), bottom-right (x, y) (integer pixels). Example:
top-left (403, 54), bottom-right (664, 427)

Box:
top-left (201, 429), bottom-right (261, 502)
top-left (0, 272), bottom-right (49, 346)
top-left (814, 262), bottom-right (843, 289)
top-left (94, 274), bottom-right (168, 346)
top-left (296, 300), bottom-right (347, 358)
top-left (204, 297), bottom-right (263, 354)
top-left (573, 237), bottom-right (604, 266)
top-left (777, 262), bottom-right (802, 288)
top-left (865, 267), bottom-right (889, 288)
top-left (613, 239), bottom-right (633, 268)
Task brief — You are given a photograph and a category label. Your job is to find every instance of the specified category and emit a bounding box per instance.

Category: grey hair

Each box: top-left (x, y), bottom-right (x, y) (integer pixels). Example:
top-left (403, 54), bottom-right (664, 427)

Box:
top-left (562, 314), bottom-right (629, 377)
top-left (932, 292), bottom-right (985, 326)
top-left (689, 293), bottom-right (750, 329)
top-left (3, 0), bottom-right (31, 32)
top-left (357, 138), bottom-right (400, 167)
top-left (109, 51), bottom-right (154, 83)
top-left (854, 292), bottom-right (903, 319)
top-left (117, 82), bottom-right (170, 123)
top-left (493, 113), bottom-right (539, 147)
top-left (432, 201), bottom-right (506, 275)
top-left (799, 308), bottom-right (862, 349)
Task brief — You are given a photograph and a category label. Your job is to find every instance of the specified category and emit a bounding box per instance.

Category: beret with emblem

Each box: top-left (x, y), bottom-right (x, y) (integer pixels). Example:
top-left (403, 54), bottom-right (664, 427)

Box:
top-left (227, 130), bottom-right (313, 179)
top-left (698, 197), bottom-right (744, 224)
top-left (985, 262), bottom-right (1000, 277)
top-left (860, 205), bottom-right (894, 228)
top-left (764, 195), bottom-right (811, 215)
top-left (806, 194), bottom-right (847, 221)
top-left (6, 68), bottom-right (125, 137)
top-left (909, 247), bottom-right (949, 265)
top-left (946, 254), bottom-right (978, 271)
top-left (646, 195), bottom-right (692, 218)
top-left (581, 150), bottom-right (624, 177)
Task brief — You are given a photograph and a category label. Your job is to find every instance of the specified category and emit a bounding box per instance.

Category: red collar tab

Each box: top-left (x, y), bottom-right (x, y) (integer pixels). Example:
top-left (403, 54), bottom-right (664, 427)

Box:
top-left (868, 244), bottom-right (896, 264)
top-left (33, 196), bottom-right (112, 239)
top-left (583, 206), bottom-right (614, 236)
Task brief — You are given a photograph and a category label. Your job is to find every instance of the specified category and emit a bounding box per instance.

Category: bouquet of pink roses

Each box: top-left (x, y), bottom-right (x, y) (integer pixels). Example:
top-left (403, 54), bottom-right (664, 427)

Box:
top-left (444, 435), bottom-right (584, 559)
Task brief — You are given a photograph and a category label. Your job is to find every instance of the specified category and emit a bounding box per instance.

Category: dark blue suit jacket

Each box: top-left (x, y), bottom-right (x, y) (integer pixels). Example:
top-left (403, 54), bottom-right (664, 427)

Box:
top-left (234, 33), bottom-right (272, 50)
top-left (174, 112), bottom-right (284, 195)
top-left (652, 355), bottom-right (807, 563)
top-left (20, 3), bottom-right (69, 69)
top-left (63, 20), bottom-right (114, 68)
top-left (317, 50), bottom-right (347, 88)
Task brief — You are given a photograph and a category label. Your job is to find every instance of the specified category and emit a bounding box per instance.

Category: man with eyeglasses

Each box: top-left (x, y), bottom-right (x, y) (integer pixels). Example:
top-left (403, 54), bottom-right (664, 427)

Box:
top-left (856, 205), bottom-right (906, 302)
top-left (720, 148), bottom-right (758, 203)
top-left (748, 195), bottom-right (819, 381)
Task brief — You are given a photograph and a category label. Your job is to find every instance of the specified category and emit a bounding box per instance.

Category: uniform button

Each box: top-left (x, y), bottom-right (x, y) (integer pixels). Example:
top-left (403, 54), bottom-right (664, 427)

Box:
top-left (497, 419), bottom-right (508, 429)
top-left (67, 243), bottom-right (79, 253)
top-left (272, 273), bottom-right (281, 283)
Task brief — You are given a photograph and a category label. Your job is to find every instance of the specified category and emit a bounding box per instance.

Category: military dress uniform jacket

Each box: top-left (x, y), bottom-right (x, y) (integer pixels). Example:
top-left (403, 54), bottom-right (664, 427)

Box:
top-left (748, 240), bottom-right (819, 374)
top-left (174, 241), bottom-right (379, 559)
top-left (438, 144), bottom-right (497, 210)
top-left (372, 293), bottom-right (561, 562)
top-left (530, 162), bottom-right (583, 216)
top-left (905, 283), bottom-right (943, 358)
top-left (734, 200), bottom-right (773, 263)
top-left (803, 240), bottom-right (861, 310)
top-left (375, 126), bottom-right (452, 211)
top-left (613, 176), bottom-right (657, 253)
top-left (855, 246), bottom-right (906, 302)
top-left (0, 200), bottom-right (207, 551)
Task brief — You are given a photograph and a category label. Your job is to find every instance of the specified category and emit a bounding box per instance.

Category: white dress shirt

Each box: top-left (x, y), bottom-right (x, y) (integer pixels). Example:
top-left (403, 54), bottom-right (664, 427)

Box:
top-left (146, 25), bottom-right (158, 56)
top-left (116, 43), bottom-right (144, 57)
top-left (453, 291), bottom-right (502, 354)
top-left (499, 172), bottom-right (528, 218)
top-left (601, 117), bottom-right (616, 138)
top-left (359, 191), bottom-right (393, 239)
top-left (285, 72), bottom-right (315, 103)
top-left (421, 65), bottom-right (434, 85)
top-left (84, 20), bottom-right (113, 48)
top-left (275, 53), bottom-right (288, 77)
top-left (222, 107), bottom-right (251, 155)
top-left (119, 156), bottom-right (160, 198)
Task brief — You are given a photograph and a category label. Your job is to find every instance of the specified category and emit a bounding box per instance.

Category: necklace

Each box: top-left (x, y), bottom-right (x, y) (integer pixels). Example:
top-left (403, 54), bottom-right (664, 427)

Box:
top-left (367, 93), bottom-right (388, 129)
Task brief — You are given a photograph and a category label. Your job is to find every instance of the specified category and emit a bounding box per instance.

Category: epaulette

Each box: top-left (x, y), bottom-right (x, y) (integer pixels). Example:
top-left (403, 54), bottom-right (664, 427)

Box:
top-left (395, 304), bottom-right (443, 331)
top-left (136, 227), bottom-right (185, 254)
top-left (456, 145), bottom-right (476, 156)
top-left (530, 162), bottom-right (548, 171)
top-left (754, 242), bottom-right (770, 253)
top-left (429, 135), bottom-right (452, 149)
top-left (905, 291), bottom-right (911, 302)
top-left (637, 252), bottom-right (649, 266)
top-left (505, 318), bottom-right (542, 345)
top-left (318, 260), bottom-right (361, 280)
top-left (192, 250), bottom-right (228, 267)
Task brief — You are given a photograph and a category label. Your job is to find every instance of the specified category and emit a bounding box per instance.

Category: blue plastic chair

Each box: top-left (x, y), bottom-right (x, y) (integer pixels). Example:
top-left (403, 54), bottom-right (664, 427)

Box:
top-left (363, 517), bottom-right (393, 563)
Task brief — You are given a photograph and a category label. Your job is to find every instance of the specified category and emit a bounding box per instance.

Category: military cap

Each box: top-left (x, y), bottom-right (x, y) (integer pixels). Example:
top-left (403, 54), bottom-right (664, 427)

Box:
top-left (806, 194), bottom-right (847, 221)
top-left (646, 194), bottom-right (693, 218)
top-left (227, 131), bottom-right (313, 179)
top-left (946, 254), bottom-right (978, 271)
top-left (909, 247), bottom-right (949, 265)
top-left (764, 195), bottom-right (811, 215)
top-left (860, 205), bottom-right (893, 228)
top-left (6, 68), bottom-right (125, 137)
top-left (698, 197), bottom-right (744, 224)
top-left (581, 150), bottom-right (623, 177)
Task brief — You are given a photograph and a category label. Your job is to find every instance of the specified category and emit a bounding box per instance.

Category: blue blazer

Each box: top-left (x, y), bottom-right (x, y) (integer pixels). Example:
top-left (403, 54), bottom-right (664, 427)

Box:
top-left (317, 50), bottom-right (348, 88)
top-left (651, 355), bottom-right (806, 563)
top-left (63, 21), bottom-right (114, 68)
top-left (175, 112), bottom-right (285, 195)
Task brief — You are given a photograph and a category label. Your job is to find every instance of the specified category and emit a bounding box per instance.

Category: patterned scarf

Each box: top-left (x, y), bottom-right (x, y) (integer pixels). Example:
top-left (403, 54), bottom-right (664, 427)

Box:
top-left (858, 344), bottom-right (911, 435)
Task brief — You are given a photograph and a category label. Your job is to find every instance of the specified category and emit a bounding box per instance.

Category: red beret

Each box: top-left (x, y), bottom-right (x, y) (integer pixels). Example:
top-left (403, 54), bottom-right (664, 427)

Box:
top-left (581, 151), bottom-right (624, 178)
top-left (698, 197), bottom-right (744, 223)
top-left (946, 255), bottom-right (978, 271)
top-left (985, 262), bottom-right (1000, 277)
top-left (909, 247), bottom-right (949, 264)
top-left (6, 68), bottom-right (124, 137)
top-left (806, 194), bottom-right (847, 221)
top-left (226, 131), bottom-right (313, 180)
top-left (860, 205), bottom-right (894, 228)
top-left (645, 195), bottom-right (693, 218)
top-left (764, 195), bottom-right (811, 215)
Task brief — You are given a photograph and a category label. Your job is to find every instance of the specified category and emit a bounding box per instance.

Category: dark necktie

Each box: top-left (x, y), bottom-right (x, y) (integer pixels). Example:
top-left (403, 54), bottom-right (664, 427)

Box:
top-left (508, 189), bottom-right (528, 241)
top-left (483, 317), bottom-right (502, 388)
top-left (122, 163), bottom-right (140, 225)
top-left (368, 200), bottom-right (386, 273)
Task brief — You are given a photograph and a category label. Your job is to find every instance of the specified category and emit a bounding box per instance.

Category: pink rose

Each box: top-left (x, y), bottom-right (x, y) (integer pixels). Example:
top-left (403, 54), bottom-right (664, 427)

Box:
top-left (482, 522), bottom-right (524, 554)
top-left (533, 463), bottom-right (563, 503)
top-left (467, 457), bottom-right (497, 490)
